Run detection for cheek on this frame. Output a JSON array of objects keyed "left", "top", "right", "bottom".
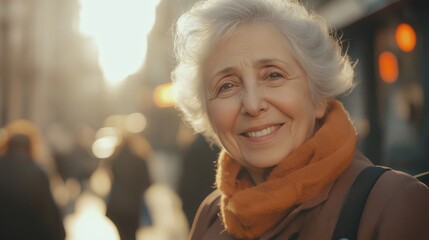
[
  {"left": 268, "top": 88, "right": 304, "bottom": 113},
  {"left": 208, "top": 99, "right": 239, "bottom": 134},
  {"left": 268, "top": 84, "right": 315, "bottom": 114}
]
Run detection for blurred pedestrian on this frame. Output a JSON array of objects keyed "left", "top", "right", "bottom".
[
  {"left": 177, "top": 134, "right": 219, "bottom": 224},
  {"left": 49, "top": 124, "right": 99, "bottom": 189},
  {"left": 106, "top": 133, "right": 152, "bottom": 240},
  {"left": 0, "top": 119, "right": 66, "bottom": 240}
]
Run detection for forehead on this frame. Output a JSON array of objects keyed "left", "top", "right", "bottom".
[{"left": 202, "top": 22, "right": 299, "bottom": 76}]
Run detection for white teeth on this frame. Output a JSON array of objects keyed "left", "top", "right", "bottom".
[{"left": 245, "top": 125, "right": 278, "bottom": 138}]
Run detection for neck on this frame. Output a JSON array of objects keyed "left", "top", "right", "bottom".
[{"left": 245, "top": 166, "right": 270, "bottom": 184}]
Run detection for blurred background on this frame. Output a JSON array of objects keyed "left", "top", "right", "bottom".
[{"left": 0, "top": 0, "right": 428, "bottom": 239}]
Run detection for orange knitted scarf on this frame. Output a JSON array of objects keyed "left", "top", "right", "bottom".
[{"left": 216, "top": 100, "right": 357, "bottom": 239}]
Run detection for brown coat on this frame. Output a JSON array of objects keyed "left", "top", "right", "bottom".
[{"left": 189, "top": 152, "right": 429, "bottom": 240}]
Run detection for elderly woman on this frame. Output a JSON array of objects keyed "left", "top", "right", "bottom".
[{"left": 171, "top": 0, "right": 429, "bottom": 239}]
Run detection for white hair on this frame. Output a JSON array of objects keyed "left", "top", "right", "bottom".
[{"left": 171, "top": 0, "right": 356, "bottom": 144}]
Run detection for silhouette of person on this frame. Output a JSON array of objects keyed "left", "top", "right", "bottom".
[
  {"left": 177, "top": 134, "right": 220, "bottom": 224},
  {"left": 0, "top": 119, "right": 66, "bottom": 240},
  {"left": 106, "top": 134, "right": 152, "bottom": 240},
  {"left": 48, "top": 124, "right": 99, "bottom": 189}
]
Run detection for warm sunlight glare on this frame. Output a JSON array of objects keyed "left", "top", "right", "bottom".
[
  {"left": 79, "top": 0, "right": 160, "bottom": 85},
  {"left": 65, "top": 193, "right": 120, "bottom": 240}
]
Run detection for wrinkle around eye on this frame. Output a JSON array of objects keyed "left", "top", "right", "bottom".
[
  {"left": 208, "top": 79, "right": 241, "bottom": 100},
  {"left": 216, "top": 83, "right": 241, "bottom": 98},
  {"left": 261, "top": 65, "right": 288, "bottom": 79},
  {"left": 267, "top": 72, "right": 287, "bottom": 81},
  {"left": 262, "top": 70, "right": 289, "bottom": 87}
]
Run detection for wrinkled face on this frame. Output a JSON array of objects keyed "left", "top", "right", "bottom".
[{"left": 203, "top": 22, "right": 326, "bottom": 175}]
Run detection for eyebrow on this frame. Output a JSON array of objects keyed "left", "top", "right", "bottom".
[
  {"left": 208, "top": 66, "right": 233, "bottom": 81},
  {"left": 255, "top": 58, "right": 291, "bottom": 68}
]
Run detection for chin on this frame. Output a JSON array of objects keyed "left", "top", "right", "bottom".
[{"left": 245, "top": 156, "right": 285, "bottom": 169}]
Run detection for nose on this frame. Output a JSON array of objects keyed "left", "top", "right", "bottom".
[{"left": 240, "top": 84, "right": 268, "bottom": 116}]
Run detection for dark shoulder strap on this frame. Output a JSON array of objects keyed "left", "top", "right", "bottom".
[
  {"left": 415, "top": 171, "right": 429, "bottom": 187},
  {"left": 332, "top": 166, "right": 390, "bottom": 240}
]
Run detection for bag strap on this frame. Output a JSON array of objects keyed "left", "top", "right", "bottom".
[
  {"left": 332, "top": 166, "right": 389, "bottom": 240},
  {"left": 415, "top": 171, "right": 429, "bottom": 187}
]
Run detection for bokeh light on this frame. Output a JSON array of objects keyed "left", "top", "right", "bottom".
[
  {"left": 395, "top": 23, "right": 416, "bottom": 52},
  {"left": 153, "top": 83, "right": 174, "bottom": 108},
  {"left": 378, "top": 51, "right": 398, "bottom": 83},
  {"left": 64, "top": 193, "right": 120, "bottom": 240},
  {"left": 125, "top": 112, "right": 147, "bottom": 133},
  {"left": 95, "top": 127, "right": 121, "bottom": 140},
  {"left": 89, "top": 167, "right": 111, "bottom": 197},
  {"left": 91, "top": 136, "right": 118, "bottom": 159}
]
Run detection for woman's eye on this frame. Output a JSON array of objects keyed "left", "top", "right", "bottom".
[
  {"left": 262, "top": 68, "right": 290, "bottom": 87},
  {"left": 218, "top": 82, "right": 234, "bottom": 92},
  {"left": 209, "top": 75, "right": 241, "bottom": 99},
  {"left": 267, "top": 71, "right": 285, "bottom": 80}
]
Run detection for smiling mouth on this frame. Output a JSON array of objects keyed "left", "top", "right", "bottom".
[{"left": 242, "top": 124, "right": 283, "bottom": 138}]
